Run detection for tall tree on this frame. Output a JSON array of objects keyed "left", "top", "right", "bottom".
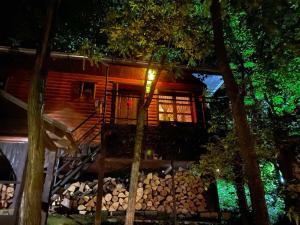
[
  {"left": 104, "top": 1, "right": 210, "bottom": 224},
  {"left": 229, "top": 1, "right": 300, "bottom": 222},
  {"left": 19, "top": 0, "right": 60, "bottom": 224},
  {"left": 209, "top": 0, "right": 270, "bottom": 225}
]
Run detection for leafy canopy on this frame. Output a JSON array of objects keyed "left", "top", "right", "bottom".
[{"left": 103, "top": 0, "right": 212, "bottom": 65}]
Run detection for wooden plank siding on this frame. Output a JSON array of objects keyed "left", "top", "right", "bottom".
[{"left": 4, "top": 64, "right": 204, "bottom": 132}]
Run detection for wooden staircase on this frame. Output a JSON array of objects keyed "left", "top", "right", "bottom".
[{"left": 0, "top": 90, "right": 103, "bottom": 224}]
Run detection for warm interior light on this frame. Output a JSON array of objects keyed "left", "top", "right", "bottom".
[
  {"left": 146, "top": 69, "right": 157, "bottom": 93},
  {"left": 147, "top": 69, "right": 156, "bottom": 81}
]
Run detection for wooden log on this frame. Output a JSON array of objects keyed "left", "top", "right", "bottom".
[
  {"left": 77, "top": 204, "right": 86, "bottom": 211},
  {"left": 122, "top": 203, "right": 128, "bottom": 210},
  {"left": 147, "top": 173, "right": 153, "bottom": 180},
  {"left": 104, "top": 193, "right": 112, "bottom": 202},
  {"left": 79, "top": 182, "right": 85, "bottom": 193},
  {"left": 166, "top": 195, "right": 173, "bottom": 202},
  {"left": 61, "top": 197, "right": 71, "bottom": 208},
  {"left": 143, "top": 178, "right": 150, "bottom": 185},
  {"left": 109, "top": 202, "right": 119, "bottom": 211},
  {"left": 135, "top": 202, "right": 142, "bottom": 210},
  {"left": 86, "top": 199, "right": 95, "bottom": 208},
  {"left": 119, "top": 198, "right": 124, "bottom": 205},
  {"left": 146, "top": 201, "right": 152, "bottom": 207},
  {"left": 165, "top": 174, "right": 172, "bottom": 179},
  {"left": 112, "top": 189, "right": 119, "bottom": 196},
  {"left": 79, "top": 210, "right": 87, "bottom": 215},
  {"left": 112, "top": 196, "right": 118, "bottom": 203},
  {"left": 118, "top": 192, "right": 126, "bottom": 198}
]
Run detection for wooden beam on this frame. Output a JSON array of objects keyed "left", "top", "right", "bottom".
[
  {"left": 43, "top": 131, "right": 58, "bottom": 152},
  {"left": 0, "top": 136, "right": 28, "bottom": 143},
  {"left": 0, "top": 90, "right": 76, "bottom": 151},
  {"left": 88, "top": 158, "right": 193, "bottom": 173},
  {"left": 0, "top": 90, "right": 71, "bottom": 133},
  {"left": 0, "top": 90, "right": 27, "bottom": 110}
]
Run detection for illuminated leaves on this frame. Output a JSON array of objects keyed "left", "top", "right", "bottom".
[{"left": 103, "top": 0, "right": 212, "bottom": 64}]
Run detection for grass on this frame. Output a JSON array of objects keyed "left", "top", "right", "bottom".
[{"left": 47, "top": 214, "right": 94, "bottom": 225}]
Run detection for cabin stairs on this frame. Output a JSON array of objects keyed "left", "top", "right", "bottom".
[{"left": 50, "top": 111, "right": 103, "bottom": 196}]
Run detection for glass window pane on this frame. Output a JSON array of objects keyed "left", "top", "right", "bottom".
[
  {"left": 159, "top": 103, "right": 173, "bottom": 113},
  {"left": 159, "top": 113, "right": 174, "bottom": 121},
  {"left": 176, "top": 105, "right": 191, "bottom": 114},
  {"left": 177, "top": 114, "right": 192, "bottom": 122},
  {"left": 159, "top": 95, "right": 192, "bottom": 123},
  {"left": 159, "top": 95, "right": 173, "bottom": 103},
  {"left": 176, "top": 96, "right": 189, "bottom": 102}
]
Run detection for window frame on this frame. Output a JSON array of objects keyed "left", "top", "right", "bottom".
[
  {"left": 115, "top": 86, "right": 142, "bottom": 125},
  {"left": 157, "top": 93, "right": 194, "bottom": 123},
  {"left": 80, "top": 81, "right": 96, "bottom": 99}
]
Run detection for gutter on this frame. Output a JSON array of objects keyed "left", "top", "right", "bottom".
[{"left": 0, "top": 46, "right": 221, "bottom": 74}]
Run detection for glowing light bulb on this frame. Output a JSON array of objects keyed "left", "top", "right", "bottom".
[{"left": 147, "top": 69, "right": 156, "bottom": 81}]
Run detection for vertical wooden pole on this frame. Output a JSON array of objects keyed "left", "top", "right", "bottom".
[
  {"left": 171, "top": 160, "right": 177, "bottom": 225},
  {"left": 94, "top": 66, "right": 109, "bottom": 225},
  {"left": 41, "top": 150, "right": 57, "bottom": 225},
  {"left": 94, "top": 140, "right": 106, "bottom": 225}
]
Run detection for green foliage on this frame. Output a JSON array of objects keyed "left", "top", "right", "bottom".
[
  {"left": 103, "top": 0, "right": 212, "bottom": 65},
  {"left": 260, "top": 161, "right": 285, "bottom": 224},
  {"left": 216, "top": 161, "right": 285, "bottom": 224},
  {"left": 191, "top": 129, "right": 276, "bottom": 183},
  {"left": 223, "top": 2, "right": 300, "bottom": 139},
  {"left": 250, "top": 56, "right": 300, "bottom": 117},
  {"left": 216, "top": 179, "right": 239, "bottom": 211},
  {"left": 77, "top": 38, "right": 103, "bottom": 68},
  {"left": 191, "top": 131, "right": 239, "bottom": 182}
]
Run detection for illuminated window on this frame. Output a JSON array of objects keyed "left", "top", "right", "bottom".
[{"left": 158, "top": 95, "right": 192, "bottom": 122}]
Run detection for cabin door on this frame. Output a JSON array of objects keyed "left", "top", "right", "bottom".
[{"left": 115, "top": 85, "right": 142, "bottom": 125}]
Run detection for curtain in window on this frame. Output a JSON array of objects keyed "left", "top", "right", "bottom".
[
  {"left": 159, "top": 96, "right": 174, "bottom": 121},
  {"left": 176, "top": 96, "right": 192, "bottom": 122}
]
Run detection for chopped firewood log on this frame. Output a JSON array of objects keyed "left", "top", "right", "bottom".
[
  {"left": 77, "top": 205, "right": 86, "bottom": 211},
  {"left": 50, "top": 170, "right": 208, "bottom": 215},
  {"left": 104, "top": 193, "right": 112, "bottom": 202}
]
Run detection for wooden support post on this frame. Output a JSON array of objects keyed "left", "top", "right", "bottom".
[
  {"left": 41, "top": 150, "right": 57, "bottom": 225},
  {"left": 95, "top": 66, "right": 109, "bottom": 225},
  {"left": 171, "top": 160, "right": 177, "bottom": 225},
  {"left": 94, "top": 146, "right": 106, "bottom": 225}
]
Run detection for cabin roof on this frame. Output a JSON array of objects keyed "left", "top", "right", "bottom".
[
  {"left": 0, "top": 46, "right": 219, "bottom": 87},
  {"left": 0, "top": 46, "right": 220, "bottom": 73}
]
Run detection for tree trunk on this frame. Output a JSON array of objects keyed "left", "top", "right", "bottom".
[
  {"left": 234, "top": 161, "right": 250, "bottom": 225},
  {"left": 125, "top": 55, "right": 166, "bottom": 225},
  {"left": 19, "top": 1, "right": 59, "bottom": 224},
  {"left": 235, "top": 178, "right": 250, "bottom": 225},
  {"left": 125, "top": 107, "right": 146, "bottom": 225},
  {"left": 210, "top": 1, "right": 270, "bottom": 225}
]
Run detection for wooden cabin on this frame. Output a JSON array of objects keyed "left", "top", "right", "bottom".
[
  {"left": 0, "top": 47, "right": 221, "bottom": 223},
  {"left": 0, "top": 47, "right": 212, "bottom": 159}
]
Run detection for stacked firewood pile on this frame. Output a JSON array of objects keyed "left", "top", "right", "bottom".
[
  {"left": 0, "top": 184, "right": 14, "bottom": 209},
  {"left": 51, "top": 170, "right": 207, "bottom": 216}
]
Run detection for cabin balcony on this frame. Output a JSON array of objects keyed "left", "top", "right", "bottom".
[
  {"left": 104, "top": 123, "right": 208, "bottom": 161},
  {"left": 98, "top": 92, "right": 229, "bottom": 161}
]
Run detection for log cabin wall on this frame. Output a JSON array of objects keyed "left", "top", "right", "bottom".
[{"left": 4, "top": 61, "right": 205, "bottom": 131}]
